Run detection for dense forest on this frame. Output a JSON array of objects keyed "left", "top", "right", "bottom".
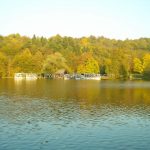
[{"left": 0, "top": 34, "right": 150, "bottom": 79}]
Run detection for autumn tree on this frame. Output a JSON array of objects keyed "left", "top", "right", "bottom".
[
  {"left": 12, "top": 49, "right": 33, "bottom": 73},
  {"left": 77, "top": 53, "right": 99, "bottom": 74},
  {"left": 143, "top": 54, "right": 150, "bottom": 79},
  {"left": 0, "top": 52, "right": 8, "bottom": 77},
  {"left": 0, "top": 34, "right": 150, "bottom": 78},
  {"left": 133, "top": 58, "right": 143, "bottom": 73},
  {"left": 32, "top": 51, "right": 44, "bottom": 73},
  {"left": 42, "top": 52, "right": 70, "bottom": 74}
]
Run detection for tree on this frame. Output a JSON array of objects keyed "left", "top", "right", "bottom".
[
  {"left": 77, "top": 53, "right": 99, "bottom": 74},
  {"left": 0, "top": 52, "right": 8, "bottom": 77},
  {"left": 1, "top": 34, "right": 150, "bottom": 78},
  {"left": 12, "top": 49, "right": 33, "bottom": 73},
  {"left": 143, "top": 65, "right": 150, "bottom": 80},
  {"left": 104, "top": 49, "right": 128, "bottom": 78},
  {"left": 32, "top": 51, "right": 44, "bottom": 73},
  {"left": 42, "top": 52, "right": 70, "bottom": 74},
  {"left": 133, "top": 58, "right": 143, "bottom": 73},
  {"left": 143, "top": 54, "right": 150, "bottom": 79},
  {"left": 143, "top": 54, "right": 150, "bottom": 69}
]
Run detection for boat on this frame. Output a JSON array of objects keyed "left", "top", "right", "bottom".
[
  {"left": 64, "top": 74, "right": 70, "bottom": 80},
  {"left": 74, "top": 74, "right": 85, "bottom": 80},
  {"left": 26, "top": 73, "right": 38, "bottom": 80},
  {"left": 84, "top": 74, "right": 101, "bottom": 80},
  {"left": 14, "top": 73, "right": 26, "bottom": 80},
  {"left": 14, "top": 73, "right": 38, "bottom": 80},
  {"left": 74, "top": 74, "right": 101, "bottom": 80}
]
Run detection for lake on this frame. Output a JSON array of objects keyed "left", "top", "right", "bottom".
[{"left": 0, "top": 79, "right": 150, "bottom": 150}]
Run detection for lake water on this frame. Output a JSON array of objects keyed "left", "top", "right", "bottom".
[{"left": 0, "top": 79, "right": 150, "bottom": 150}]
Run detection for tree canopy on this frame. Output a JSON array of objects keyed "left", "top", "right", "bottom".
[
  {"left": 43, "top": 52, "right": 70, "bottom": 74},
  {"left": 0, "top": 34, "right": 150, "bottom": 79}
]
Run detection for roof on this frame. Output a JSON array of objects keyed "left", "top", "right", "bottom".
[{"left": 55, "top": 69, "right": 65, "bottom": 74}]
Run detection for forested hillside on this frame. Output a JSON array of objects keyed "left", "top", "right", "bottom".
[{"left": 0, "top": 34, "right": 150, "bottom": 79}]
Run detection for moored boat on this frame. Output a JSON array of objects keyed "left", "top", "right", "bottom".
[
  {"left": 74, "top": 74, "right": 101, "bottom": 80},
  {"left": 64, "top": 74, "right": 70, "bottom": 80},
  {"left": 84, "top": 74, "right": 101, "bottom": 80},
  {"left": 14, "top": 73, "right": 38, "bottom": 80},
  {"left": 26, "top": 73, "right": 38, "bottom": 80},
  {"left": 14, "top": 73, "right": 26, "bottom": 80}
]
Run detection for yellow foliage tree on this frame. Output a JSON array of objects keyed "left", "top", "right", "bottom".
[
  {"left": 143, "top": 54, "right": 150, "bottom": 69},
  {"left": 143, "top": 54, "right": 150, "bottom": 79},
  {"left": 133, "top": 58, "right": 143, "bottom": 73},
  {"left": 0, "top": 52, "right": 8, "bottom": 77},
  {"left": 12, "top": 48, "right": 33, "bottom": 73},
  {"left": 77, "top": 53, "right": 99, "bottom": 74},
  {"left": 43, "top": 52, "right": 70, "bottom": 74}
]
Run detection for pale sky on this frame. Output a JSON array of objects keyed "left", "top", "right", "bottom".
[{"left": 0, "top": 0, "right": 150, "bottom": 39}]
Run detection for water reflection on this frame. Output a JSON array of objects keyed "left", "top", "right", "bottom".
[
  {"left": 0, "top": 79, "right": 150, "bottom": 125},
  {"left": 0, "top": 79, "right": 150, "bottom": 150},
  {"left": 1, "top": 79, "right": 150, "bottom": 105}
]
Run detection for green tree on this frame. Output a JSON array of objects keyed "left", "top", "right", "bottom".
[
  {"left": 43, "top": 52, "right": 70, "bottom": 74},
  {"left": 143, "top": 54, "right": 150, "bottom": 79},
  {"left": 0, "top": 52, "right": 8, "bottom": 77},
  {"left": 133, "top": 58, "right": 143, "bottom": 73},
  {"left": 143, "top": 54, "right": 150, "bottom": 69},
  {"left": 1, "top": 34, "right": 150, "bottom": 78},
  {"left": 32, "top": 51, "right": 44, "bottom": 73},
  {"left": 77, "top": 53, "right": 99, "bottom": 73},
  {"left": 12, "top": 49, "right": 33, "bottom": 73}
]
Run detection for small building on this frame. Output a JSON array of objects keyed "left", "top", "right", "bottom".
[{"left": 53, "top": 69, "right": 66, "bottom": 79}]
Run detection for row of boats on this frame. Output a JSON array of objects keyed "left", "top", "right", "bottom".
[
  {"left": 64, "top": 74, "right": 101, "bottom": 80},
  {"left": 14, "top": 73, "right": 38, "bottom": 80},
  {"left": 14, "top": 73, "right": 101, "bottom": 80}
]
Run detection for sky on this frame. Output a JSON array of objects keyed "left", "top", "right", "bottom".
[{"left": 0, "top": 0, "right": 150, "bottom": 39}]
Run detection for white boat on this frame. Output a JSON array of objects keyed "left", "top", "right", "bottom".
[
  {"left": 14, "top": 73, "right": 26, "bottom": 80},
  {"left": 75, "top": 74, "right": 101, "bottom": 80},
  {"left": 64, "top": 74, "right": 70, "bottom": 80},
  {"left": 26, "top": 73, "right": 38, "bottom": 80},
  {"left": 75, "top": 74, "right": 85, "bottom": 80},
  {"left": 14, "top": 73, "right": 38, "bottom": 80},
  {"left": 88, "top": 76, "right": 101, "bottom": 80},
  {"left": 84, "top": 74, "right": 101, "bottom": 80}
]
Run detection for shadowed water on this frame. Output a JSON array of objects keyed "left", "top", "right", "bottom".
[{"left": 0, "top": 79, "right": 150, "bottom": 150}]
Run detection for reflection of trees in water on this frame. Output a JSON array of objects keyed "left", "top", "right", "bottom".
[
  {"left": 1, "top": 79, "right": 150, "bottom": 125},
  {"left": 1, "top": 79, "right": 150, "bottom": 105}
]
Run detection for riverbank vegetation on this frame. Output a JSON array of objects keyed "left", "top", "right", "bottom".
[{"left": 0, "top": 34, "right": 150, "bottom": 79}]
